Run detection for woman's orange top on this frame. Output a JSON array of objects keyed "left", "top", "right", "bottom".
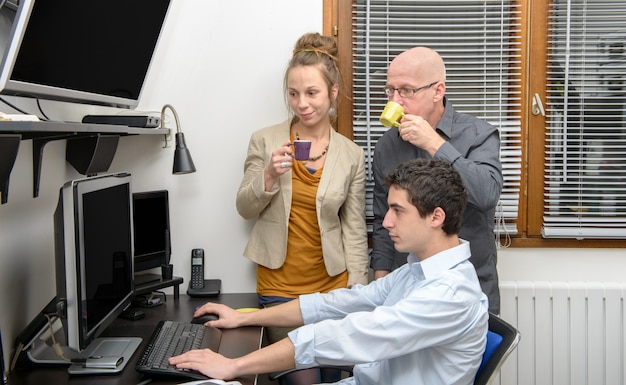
[{"left": 256, "top": 155, "right": 348, "bottom": 298}]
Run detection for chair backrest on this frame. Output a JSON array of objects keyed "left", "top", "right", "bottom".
[{"left": 474, "top": 312, "right": 521, "bottom": 385}]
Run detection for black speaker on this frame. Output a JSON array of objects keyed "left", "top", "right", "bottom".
[
  {"left": 0, "top": 134, "right": 21, "bottom": 204},
  {"left": 66, "top": 134, "right": 119, "bottom": 175}
]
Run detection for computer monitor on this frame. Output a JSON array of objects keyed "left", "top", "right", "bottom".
[
  {"left": 49, "top": 172, "right": 141, "bottom": 373},
  {"left": 0, "top": 0, "right": 171, "bottom": 108},
  {"left": 132, "top": 190, "right": 171, "bottom": 285}
]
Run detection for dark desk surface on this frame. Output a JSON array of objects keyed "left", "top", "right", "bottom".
[{"left": 8, "top": 293, "right": 263, "bottom": 385}]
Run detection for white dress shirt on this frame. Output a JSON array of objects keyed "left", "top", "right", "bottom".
[{"left": 288, "top": 240, "right": 488, "bottom": 385}]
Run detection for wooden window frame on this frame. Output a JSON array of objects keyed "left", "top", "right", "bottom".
[{"left": 323, "top": 0, "right": 626, "bottom": 248}]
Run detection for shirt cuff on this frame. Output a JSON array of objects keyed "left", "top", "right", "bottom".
[
  {"left": 299, "top": 292, "right": 322, "bottom": 324},
  {"left": 434, "top": 141, "right": 461, "bottom": 163},
  {"left": 288, "top": 324, "right": 317, "bottom": 367}
]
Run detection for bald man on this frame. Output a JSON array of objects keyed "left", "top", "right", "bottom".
[{"left": 370, "top": 47, "right": 503, "bottom": 314}]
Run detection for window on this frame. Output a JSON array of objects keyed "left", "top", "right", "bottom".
[
  {"left": 335, "top": 0, "right": 522, "bottom": 239},
  {"left": 542, "top": 0, "right": 626, "bottom": 239},
  {"left": 327, "top": 0, "right": 626, "bottom": 245}
]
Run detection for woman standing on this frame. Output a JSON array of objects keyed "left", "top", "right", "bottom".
[{"left": 236, "top": 32, "right": 368, "bottom": 385}]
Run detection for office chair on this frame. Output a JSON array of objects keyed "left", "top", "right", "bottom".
[
  {"left": 270, "top": 312, "right": 520, "bottom": 385},
  {"left": 269, "top": 365, "right": 353, "bottom": 385},
  {"left": 474, "top": 312, "right": 521, "bottom": 385}
]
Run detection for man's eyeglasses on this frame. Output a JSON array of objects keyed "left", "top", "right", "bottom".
[{"left": 383, "top": 81, "right": 438, "bottom": 98}]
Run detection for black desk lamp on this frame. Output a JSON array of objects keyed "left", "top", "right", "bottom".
[{"left": 161, "top": 104, "right": 196, "bottom": 174}]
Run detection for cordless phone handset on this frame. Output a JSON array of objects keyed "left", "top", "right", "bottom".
[{"left": 190, "top": 249, "right": 205, "bottom": 289}]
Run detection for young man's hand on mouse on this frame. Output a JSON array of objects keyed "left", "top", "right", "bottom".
[
  {"left": 192, "top": 303, "right": 245, "bottom": 328},
  {"left": 192, "top": 300, "right": 303, "bottom": 330}
]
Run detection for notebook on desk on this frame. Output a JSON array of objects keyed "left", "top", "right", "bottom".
[{"left": 135, "top": 320, "right": 221, "bottom": 380}]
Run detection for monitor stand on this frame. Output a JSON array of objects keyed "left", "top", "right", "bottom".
[
  {"left": 27, "top": 332, "right": 141, "bottom": 375},
  {"left": 22, "top": 313, "right": 141, "bottom": 375},
  {"left": 67, "top": 337, "right": 142, "bottom": 375},
  {"left": 134, "top": 272, "right": 162, "bottom": 286}
]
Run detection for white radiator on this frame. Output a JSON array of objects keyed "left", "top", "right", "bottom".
[{"left": 498, "top": 281, "right": 626, "bottom": 385}]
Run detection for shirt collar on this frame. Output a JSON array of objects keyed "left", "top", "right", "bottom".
[
  {"left": 407, "top": 239, "right": 470, "bottom": 280},
  {"left": 435, "top": 96, "right": 454, "bottom": 139}
]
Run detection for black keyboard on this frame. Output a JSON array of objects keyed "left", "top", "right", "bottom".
[{"left": 135, "top": 320, "right": 221, "bottom": 379}]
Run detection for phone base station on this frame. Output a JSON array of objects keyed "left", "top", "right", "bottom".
[{"left": 187, "top": 279, "right": 221, "bottom": 297}]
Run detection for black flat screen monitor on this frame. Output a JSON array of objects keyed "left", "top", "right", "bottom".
[
  {"left": 0, "top": 0, "right": 171, "bottom": 108},
  {"left": 132, "top": 190, "right": 171, "bottom": 284},
  {"left": 53, "top": 173, "right": 135, "bottom": 353}
]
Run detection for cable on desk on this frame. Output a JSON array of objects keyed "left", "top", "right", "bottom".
[
  {"left": 10, "top": 308, "right": 67, "bottom": 372},
  {"left": 43, "top": 313, "right": 71, "bottom": 362},
  {"left": 154, "top": 290, "right": 167, "bottom": 302}
]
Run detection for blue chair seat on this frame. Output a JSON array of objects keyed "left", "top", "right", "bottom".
[{"left": 474, "top": 313, "right": 521, "bottom": 385}]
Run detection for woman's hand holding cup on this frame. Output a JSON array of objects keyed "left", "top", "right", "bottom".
[
  {"left": 263, "top": 141, "right": 293, "bottom": 192},
  {"left": 270, "top": 141, "right": 294, "bottom": 174}
]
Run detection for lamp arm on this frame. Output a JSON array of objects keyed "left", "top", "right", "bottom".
[{"left": 160, "top": 104, "right": 182, "bottom": 134}]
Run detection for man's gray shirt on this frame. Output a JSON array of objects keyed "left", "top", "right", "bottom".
[{"left": 370, "top": 97, "right": 503, "bottom": 313}]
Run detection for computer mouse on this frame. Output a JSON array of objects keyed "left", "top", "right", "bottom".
[{"left": 191, "top": 313, "right": 219, "bottom": 324}]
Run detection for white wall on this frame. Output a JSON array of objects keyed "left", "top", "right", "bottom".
[
  {"left": 1, "top": 0, "right": 625, "bottom": 374},
  {"left": 498, "top": 247, "right": 626, "bottom": 283}
]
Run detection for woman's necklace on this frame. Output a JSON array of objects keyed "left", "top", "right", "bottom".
[{"left": 295, "top": 132, "right": 329, "bottom": 162}]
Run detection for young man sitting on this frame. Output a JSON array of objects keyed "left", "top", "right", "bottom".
[{"left": 170, "top": 158, "right": 488, "bottom": 385}]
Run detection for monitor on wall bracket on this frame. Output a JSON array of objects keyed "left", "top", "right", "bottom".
[{"left": 0, "top": 0, "right": 171, "bottom": 109}]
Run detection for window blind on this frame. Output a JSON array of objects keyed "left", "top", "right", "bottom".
[
  {"left": 351, "top": 0, "right": 522, "bottom": 239},
  {"left": 543, "top": 0, "right": 626, "bottom": 239}
]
